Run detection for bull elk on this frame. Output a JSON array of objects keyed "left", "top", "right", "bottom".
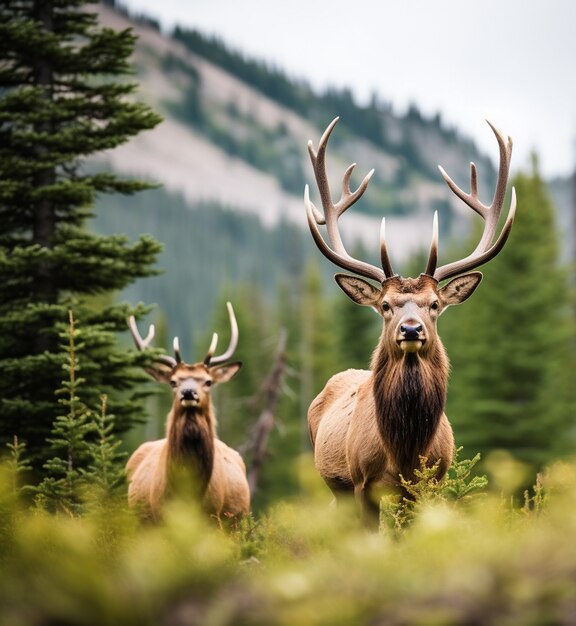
[
  {"left": 305, "top": 118, "right": 516, "bottom": 521},
  {"left": 125, "top": 302, "right": 250, "bottom": 523}
]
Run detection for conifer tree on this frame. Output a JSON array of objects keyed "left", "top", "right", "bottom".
[
  {"left": 0, "top": 0, "right": 163, "bottom": 469},
  {"left": 35, "top": 311, "right": 94, "bottom": 514},
  {"left": 442, "top": 157, "right": 575, "bottom": 467},
  {"left": 299, "top": 261, "right": 340, "bottom": 411}
]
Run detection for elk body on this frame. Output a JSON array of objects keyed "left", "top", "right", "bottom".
[
  {"left": 126, "top": 303, "right": 250, "bottom": 522},
  {"left": 305, "top": 118, "right": 516, "bottom": 520}
]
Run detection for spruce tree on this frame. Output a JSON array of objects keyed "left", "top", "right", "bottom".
[
  {"left": 442, "top": 157, "right": 575, "bottom": 468},
  {"left": 0, "top": 0, "right": 163, "bottom": 469}
]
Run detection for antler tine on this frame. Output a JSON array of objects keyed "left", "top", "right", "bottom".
[
  {"left": 173, "top": 337, "right": 182, "bottom": 364},
  {"left": 305, "top": 186, "right": 386, "bottom": 283},
  {"left": 127, "top": 315, "right": 177, "bottom": 369},
  {"left": 379, "top": 218, "right": 395, "bottom": 279},
  {"left": 435, "top": 188, "right": 516, "bottom": 281},
  {"left": 433, "top": 121, "right": 516, "bottom": 282},
  {"left": 306, "top": 118, "right": 393, "bottom": 282},
  {"left": 128, "top": 315, "right": 154, "bottom": 350},
  {"left": 206, "top": 301, "right": 239, "bottom": 366},
  {"left": 203, "top": 333, "right": 219, "bottom": 366},
  {"left": 424, "top": 211, "right": 439, "bottom": 277}
]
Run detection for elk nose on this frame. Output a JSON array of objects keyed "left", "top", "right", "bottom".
[
  {"left": 181, "top": 389, "right": 199, "bottom": 402},
  {"left": 400, "top": 323, "right": 423, "bottom": 340}
]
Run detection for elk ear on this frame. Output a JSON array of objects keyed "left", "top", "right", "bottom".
[
  {"left": 210, "top": 361, "right": 242, "bottom": 385},
  {"left": 335, "top": 273, "right": 381, "bottom": 307},
  {"left": 439, "top": 272, "right": 483, "bottom": 308}
]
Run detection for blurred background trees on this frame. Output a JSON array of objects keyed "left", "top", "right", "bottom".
[
  {"left": 1, "top": 1, "right": 574, "bottom": 508},
  {"left": 442, "top": 157, "right": 576, "bottom": 468}
]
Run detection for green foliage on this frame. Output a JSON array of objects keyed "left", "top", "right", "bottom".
[
  {"left": 35, "top": 311, "right": 95, "bottom": 514},
  {"left": 85, "top": 394, "right": 128, "bottom": 494},
  {"left": 0, "top": 0, "right": 163, "bottom": 468},
  {"left": 380, "top": 447, "right": 488, "bottom": 532},
  {"left": 4, "top": 436, "right": 32, "bottom": 500},
  {"left": 299, "top": 262, "right": 340, "bottom": 405},
  {"left": 33, "top": 311, "right": 127, "bottom": 514},
  {"left": 3, "top": 451, "right": 576, "bottom": 624},
  {"left": 442, "top": 162, "right": 575, "bottom": 470}
]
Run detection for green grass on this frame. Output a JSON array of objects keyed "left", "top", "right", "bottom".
[{"left": 1, "top": 452, "right": 576, "bottom": 625}]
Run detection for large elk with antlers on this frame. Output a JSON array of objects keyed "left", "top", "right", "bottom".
[
  {"left": 305, "top": 118, "right": 516, "bottom": 521},
  {"left": 126, "top": 303, "right": 250, "bottom": 522}
]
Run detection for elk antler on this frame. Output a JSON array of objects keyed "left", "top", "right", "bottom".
[
  {"left": 128, "top": 316, "right": 178, "bottom": 369},
  {"left": 429, "top": 120, "right": 517, "bottom": 282},
  {"left": 305, "top": 117, "right": 394, "bottom": 283},
  {"left": 204, "top": 301, "right": 239, "bottom": 366},
  {"left": 129, "top": 302, "right": 239, "bottom": 368}
]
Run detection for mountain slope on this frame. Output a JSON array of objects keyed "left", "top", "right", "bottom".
[{"left": 94, "top": 3, "right": 499, "bottom": 268}]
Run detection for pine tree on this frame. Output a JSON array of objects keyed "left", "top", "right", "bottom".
[
  {"left": 442, "top": 157, "right": 575, "bottom": 468},
  {"left": 0, "top": 0, "right": 163, "bottom": 469}
]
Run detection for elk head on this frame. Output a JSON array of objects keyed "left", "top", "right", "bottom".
[
  {"left": 128, "top": 302, "right": 242, "bottom": 415},
  {"left": 304, "top": 117, "right": 516, "bottom": 355}
]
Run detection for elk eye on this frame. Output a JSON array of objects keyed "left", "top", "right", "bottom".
[
  {"left": 430, "top": 301, "right": 439, "bottom": 311},
  {"left": 204, "top": 380, "right": 212, "bottom": 388},
  {"left": 382, "top": 302, "right": 391, "bottom": 313},
  {"left": 169, "top": 380, "right": 177, "bottom": 388}
]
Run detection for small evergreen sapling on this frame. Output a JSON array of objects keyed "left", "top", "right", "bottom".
[
  {"left": 34, "top": 311, "right": 127, "bottom": 514},
  {"left": 34, "top": 311, "right": 94, "bottom": 514},
  {"left": 5, "top": 436, "right": 32, "bottom": 500},
  {"left": 84, "top": 394, "right": 127, "bottom": 496}
]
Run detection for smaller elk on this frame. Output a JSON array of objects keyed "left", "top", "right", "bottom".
[
  {"left": 305, "top": 118, "right": 516, "bottom": 522},
  {"left": 126, "top": 302, "right": 250, "bottom": 522}
]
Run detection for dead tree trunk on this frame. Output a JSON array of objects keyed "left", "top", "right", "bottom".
[{"left": 244, "top": 329, "right": 288, "bottom": 495}]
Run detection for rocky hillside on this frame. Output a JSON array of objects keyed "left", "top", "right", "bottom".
[
  {"left": 94, "top": 3, "right": 500, "bottom": 267},
  {"left": 92, "top": 2, "right": 575, "bottom": 350}
]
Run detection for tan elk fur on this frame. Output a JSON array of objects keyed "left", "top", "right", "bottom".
[{"left": 126, "top": 362, "right": 250, "bottom": 523}]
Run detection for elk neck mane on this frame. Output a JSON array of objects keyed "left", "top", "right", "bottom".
[
  {"left": 371, "top": 338, "right": 450, "bottom": 480},
  {"left": 166, "top": 404, "right": 216, "bottom": 497}
]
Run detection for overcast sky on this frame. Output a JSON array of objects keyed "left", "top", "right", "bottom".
[{"left": 120, "top": 0, "right": 576, "bottom": 179}]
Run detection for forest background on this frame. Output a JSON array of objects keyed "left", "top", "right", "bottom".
[
  {"left": 2, "top": 2, "right": 576, "bottom": 624},
  {"left": 1, "top": 0, "right": 575, "bottom": 512}
]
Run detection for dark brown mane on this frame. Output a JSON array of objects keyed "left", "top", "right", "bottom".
[
  {"left": 372, "top": 344, "right": 449, "bottom": 481},
  {"left": 167, "top": 408, "right": 215, "bottom": 497}
]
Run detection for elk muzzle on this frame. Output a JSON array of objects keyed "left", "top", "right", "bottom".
[
  {"left": 397, "top": 320, "right": 426, "bottom": 353},
  {"left": 178, "top": 379, "right": 201, "bottom": 408}
]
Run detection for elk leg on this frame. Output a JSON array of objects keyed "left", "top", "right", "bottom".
[{"left": 354, "top": 481, "right": 380, "bottom": 528}]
